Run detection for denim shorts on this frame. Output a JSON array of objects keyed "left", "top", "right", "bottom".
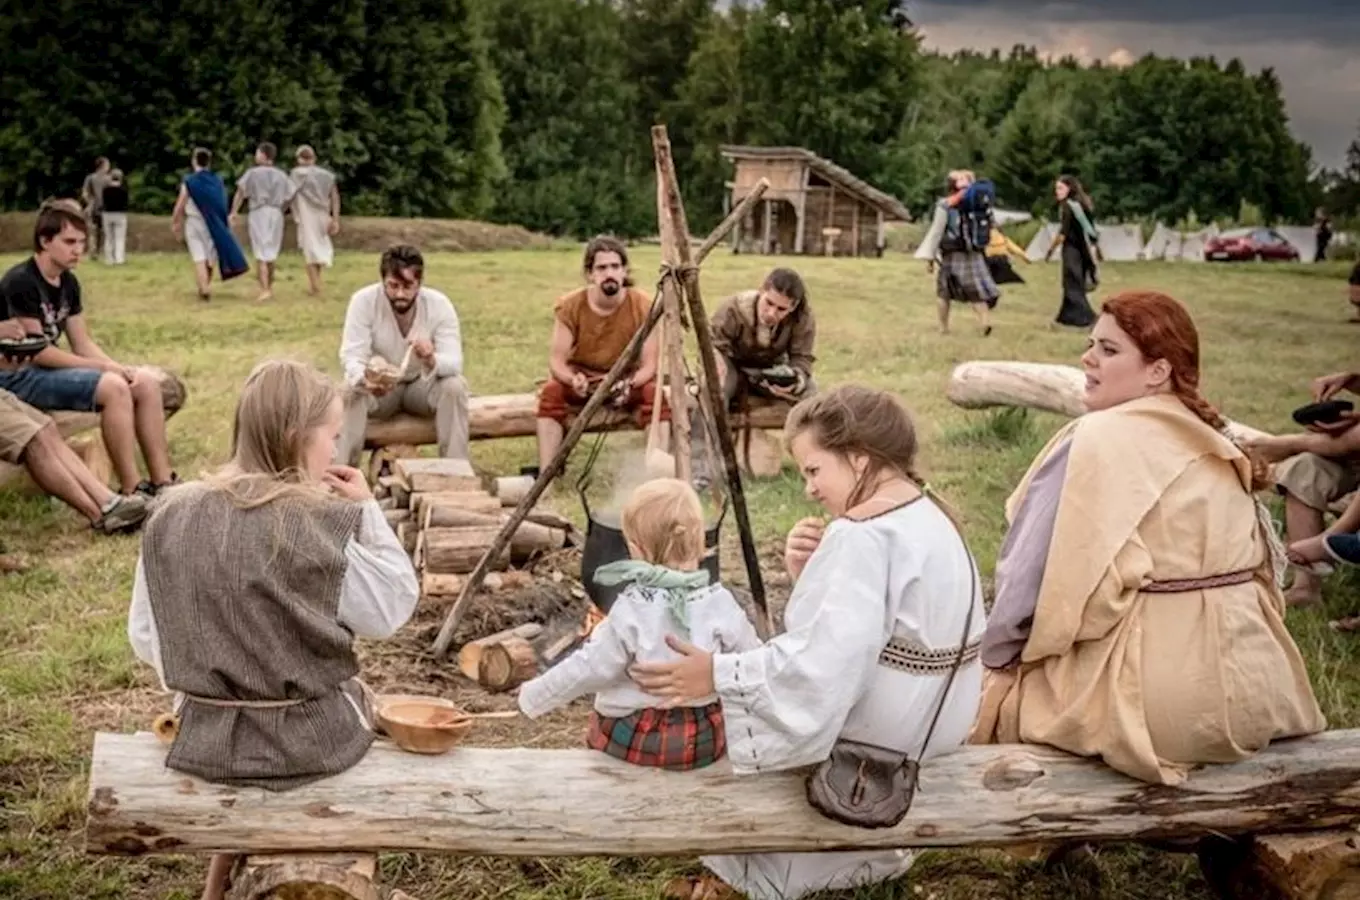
[{"left": 0, "top": 366, "right": 102, "bottom": 413}]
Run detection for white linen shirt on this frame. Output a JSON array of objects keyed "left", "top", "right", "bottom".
[{"left": 339, "top": 283, "right": 464, "bottom": 388}]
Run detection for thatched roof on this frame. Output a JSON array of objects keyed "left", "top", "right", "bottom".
[{"left": 720, "top": 145, "right": 912, "bottom": 221}]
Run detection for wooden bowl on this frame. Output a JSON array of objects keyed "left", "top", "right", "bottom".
[{"left": 375, "top": 695, "right": 473, "bottom": 755}]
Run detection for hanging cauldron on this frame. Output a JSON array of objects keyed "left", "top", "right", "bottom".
[{"left": 575, "top": 441, "right": 727, "bottom": 613}]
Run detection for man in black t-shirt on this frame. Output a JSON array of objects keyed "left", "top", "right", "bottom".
[{"left": 0, "top": 202, "right": 178, "bottom": 497}]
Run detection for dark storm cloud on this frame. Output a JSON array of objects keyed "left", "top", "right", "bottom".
[{"left": 911, "top": 1, "right": 1360, "bottom": 169}]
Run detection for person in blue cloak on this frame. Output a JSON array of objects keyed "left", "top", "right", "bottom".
[{"left": 170, "top": 147, "right": 248, "bottom": 301}]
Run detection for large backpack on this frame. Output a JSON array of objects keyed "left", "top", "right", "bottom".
[{"left": 943, "top": 179, "right": 996, "bottom": 254}]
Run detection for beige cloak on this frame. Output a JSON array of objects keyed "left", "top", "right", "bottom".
[{"left": 970, "top": 393, "right": 1325, "bottom": 785}]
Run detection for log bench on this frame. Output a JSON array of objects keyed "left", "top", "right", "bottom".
[
  {"left": 0, "top": 367, "right": 187, "bottom": 489},
  {"left": 362, "top": 392, "right": 792, "bottom": 449},
  {"left": 86, "top": 729, "right": 1360, "bottom": 899}
]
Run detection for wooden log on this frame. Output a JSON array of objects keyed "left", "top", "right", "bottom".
[
  {"left": 383, "top": 509, "right": 411, "bottom": 530},
  {"left": 363, "top": 396, "right": 790, "bottom": 449},
  {"left": 411, "top": 491, "right": 502, "bottom": 521},
  {"left": 946, "top": 361, "right": 1272, "bottom": 444},
  {"left": 422, "top": 573, "right": 465, "bottom": 599},
  {"left": 395, "top": 522, "right": 417, "bottom": 555},
  {"left": 477, "top": 636, "right": 539, "bottom": 692},
  {"left": 395, "top": 458, "right": 480, "bottom": 494},
  {"left": 425, "top": 507, "right": 502, "bottom": 529},
  {"left": 458, "top": 623, "right": 545, "bottom": 680},
  {"left": 378, "top": 476, "right": 409, "bottom": 510},
  {"left": 87, "top": 729, "right": 1360, "bottom": 857},
  {"left": 421, "top": 526, "right": 508, "bottom": 575},
  {"left": 494, "top": 475, "right": 534, "bottom": 507},
  {"left": 376, "top": 496, "right": 396, "bottom": 512},
  {"left": 509, "top": 519, "right": 566, "bottom": 562},
  {"left": 228, "top": 853, "right": 382, "bottom": 900},
  {"left": 1198, "top": 828, "right": 1360, "bottom": 900}
]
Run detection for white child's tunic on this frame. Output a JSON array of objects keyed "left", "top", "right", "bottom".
[
  {"left": 702, "top": 498, "right": 985, "bottom": 900},
  {"left": 518, "top": 582, "right": 762, "bottom": 718}
]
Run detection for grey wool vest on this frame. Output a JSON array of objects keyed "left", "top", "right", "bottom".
[{"left": 140, "top": 482, "right": 372, "bottom": 791}]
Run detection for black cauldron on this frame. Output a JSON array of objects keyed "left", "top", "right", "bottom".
[{"left": 577, "top": 489, "right": 726, "bottom": 613}]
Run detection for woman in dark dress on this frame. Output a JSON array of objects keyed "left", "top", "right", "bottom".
[{"left": 1044, "top": 175, "right": 1099, "bottom": 329}]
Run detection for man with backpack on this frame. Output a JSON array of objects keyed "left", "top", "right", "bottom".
[{"left": 914, "top": 169, "right": 1000, "bottom": 336}]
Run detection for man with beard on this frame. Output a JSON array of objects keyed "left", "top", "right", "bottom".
[
  {"left": 336, "top": 244, "right": 470, "bottom": 466},
  {"left": 534, "top": 235, "right": 663, "bottom": 473}
]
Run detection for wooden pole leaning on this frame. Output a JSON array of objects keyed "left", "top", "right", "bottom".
[
  {"left": 431, "top": 175, "right": 772, "bottom": 657},
  {"left": 652, "top": 125, "right": 771, "bottom": 636}
]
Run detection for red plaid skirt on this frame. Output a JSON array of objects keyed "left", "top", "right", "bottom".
[{"left": 586, "top": 702, "right": 726, "bottom": 771}]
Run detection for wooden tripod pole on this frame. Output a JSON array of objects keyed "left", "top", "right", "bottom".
[
  {"left": 431, "top": 175, "right": 772, "bottom": 657},
  {"left": 652, "top": 125, "right": 771, "bottom": 636}
]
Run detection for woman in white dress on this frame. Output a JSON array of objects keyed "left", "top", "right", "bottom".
[
  {"left": 631, "top": 384, "right": 985, "bottom": 900},
  {"left": 289, "top": 144, "right": 340, "bottom": 295}
]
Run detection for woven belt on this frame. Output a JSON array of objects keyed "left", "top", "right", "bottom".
[
  {"left": 879, "top": 635, "right": 981, "bottom": 675},
  {"left": 1141, "top": 569, "right": 1255, "bottom": 594}
]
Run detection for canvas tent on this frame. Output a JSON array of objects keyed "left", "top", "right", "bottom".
[
  {"left": 1178, "top": 224, "right": 1220, "bottom": 262},
  {"left": 1141, "top": 223, "right": 1178, "bottom": 260},
  {"left": 1025, "top": 222, "right": 1059, "bottom": 261},
  {"left": 1274, "top": 225, "right": 1316, "bottom": 262},
  {"left": 1097, "top": 224, "right": 1144, "bottom": 261}
]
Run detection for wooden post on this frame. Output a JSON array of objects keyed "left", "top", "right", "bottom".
[
  {"left": 876, "top": 208, "right": 886, "bottom": 256},
  {"left": 653, "top": 125, "right": 771, "bottom": 637},
  {"left": 653, "top": 131, "right": 691, "bottom": 482},
  {"left": 827, "top": 186, "right": 837, "bottom": 255},
  {"left": 794, "top": 165, "right": 809, "bottom": 254},
  {"left": 430, "top": 175, "right": 772, "bottom": 657},
  {"left": 762, "top": 199, "right": 774, "bottom": 254},
  {"left": 851, "top": 206, "right": 861, "bottom": 257}
]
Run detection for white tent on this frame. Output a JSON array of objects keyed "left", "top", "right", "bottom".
[
  {"left": 1274, "top": 225, "right": 1315, "bottom": 262},
  {"left": 1097, "top": 223, "right": 1144, "bottom": 261},
  {"left": 1177, "top": 224, "right": 1220, "bottom": 263},
  {"left": 994, "top": 208, "right": 1033, "bottom": 226},
  {"left": 1141, "top": 223, "right": 1177, "bottom": 260},
  {"left": 1025, "top": 222, "right": 1059, "bottom": 261}
]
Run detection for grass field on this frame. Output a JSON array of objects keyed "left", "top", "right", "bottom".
[{"left": 1, "top": 243, "right": 1358, "bottom": 900}]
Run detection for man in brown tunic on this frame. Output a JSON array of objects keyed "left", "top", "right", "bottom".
[
  {"left": 708, "top": 267, "right": 817, "bottom": 407},
  {"left": 534, "top": 236, "right": 663, "bottom": 472}
]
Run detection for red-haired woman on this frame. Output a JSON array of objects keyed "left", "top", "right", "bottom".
[{"left": 970, "top": 290, "right": 1325, "bottom": 785}]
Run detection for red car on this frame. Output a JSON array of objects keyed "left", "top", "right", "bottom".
[{"left": 1204, "top": 227, "right": 1301, "bottom": 262}]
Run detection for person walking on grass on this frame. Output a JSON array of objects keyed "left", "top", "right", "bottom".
[
  {"left": 170, "top": 147, "right": 248, "bottom": 301},
  {"left": 229, "top": 142, "right": 295, "bottom": 302},
  {"left": 289, "top": 144, "right": 340, "bottom": 296},
  {"left": 915, "top": 169, "right": 1000, "bottom": 336},
  {"left": 1043, "top": 175, "right": 1099, "bottom": 330}
]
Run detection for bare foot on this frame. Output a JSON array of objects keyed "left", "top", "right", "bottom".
[
  {"left": 1284, "top": 583, "right": 1322, "bottom": 607},
  {"left": 255, "top": 290, "right": 273, "bottom": 303}
]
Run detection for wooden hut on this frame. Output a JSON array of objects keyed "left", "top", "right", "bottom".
[{"left": 720, "top": 145, "right": 912, "bottom": 257}]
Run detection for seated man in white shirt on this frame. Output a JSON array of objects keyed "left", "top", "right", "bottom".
[{"left": 336, "top": 244, "right": 470, "bottom": 466}]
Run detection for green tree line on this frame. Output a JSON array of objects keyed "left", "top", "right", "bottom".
[{"left": 1, "top": 0, "right": 1353, "bottom": 236}]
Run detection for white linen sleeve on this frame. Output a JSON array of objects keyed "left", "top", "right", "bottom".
[
  {"left": 338, "top": 500, "right": 420, "bottom": 639},
  {"left": 518, "top": 603, "right": 635, "bottom": 719},
  {"left": 429, "top": 292, "right": 464, "bottom": 378},
  {"left": 127, "top": 554, "right": 168, "bottom": 690},
  {"left": 713, "top": 588, "right": 764, "bottom": 653},
  {"left": 339, "top": 289, "right": 375, "bottom": 388},
  {"left": 711, "top": 524, "right": 890, "bottom": 774}
]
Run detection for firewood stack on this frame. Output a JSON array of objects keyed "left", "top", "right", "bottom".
[{"left": 370, "top": 459, "right": 572, "bottom": 608}]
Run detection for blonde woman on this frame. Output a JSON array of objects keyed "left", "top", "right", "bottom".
[
  {"left": 127, "top": 359, "right": 418, "bottom": 900},
  {"left": 288, "top": 145, "right": 341, "bottom": 295}
]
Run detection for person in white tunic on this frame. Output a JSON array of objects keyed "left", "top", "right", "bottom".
[
  {"left": 289, "top": 144, "right": 340, "bottom": 296},
  {"left": 126, "top": 358, "right": 418, "bottom": 900},
  {"left": 336, "top": 244, "right": 471, "bottom": 466},
  {"left": 229, "top": 142, "right": 295, "bottom": 302},
  {"left": 631, "top": 384, "right": 985, "bottom": 900}
]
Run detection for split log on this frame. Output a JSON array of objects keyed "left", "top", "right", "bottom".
[
  {"left": 423, "top": 571, "right": 536, "bottom": 606},
  {"left": 411, "top": 491, "right": 502, "bottom": 521},
  {"left": 421, "top": 526, "right": 509, "bottom": 575},
  {"left": 946, "top": 361, "right": 1272, "bottom": 443},
  {"left": 1198, "top": 828, "right": 1360, "bottom": 900},
  {"left": 395, "top": 458, "right": 480, "bottom": 494},
  {"left": 495, "top": 475, "right": 534, "bottom": 507},
  {"left": 87, "top": 729, "right": 1360, "bottom": 858},
  {"left": 425, "top": 507, "right": 501, "bottom": 529},
  {"left": 383, "top": 509, "right": 411, "bottom": 530},
  {"left": 363, "top": 395, "right": 791, "bottom": 448},
  {"left": 378, "top": 476, "right": 409, "bottom": 510},
  {"left": 422, "top": 573, "right": 464, "bottom": 599},
  {"left": 227, "top": 853, "right": 382, "bottom": 900},
  {"left": 376, "top": 496, "right": 396, "bottom": 512},
  {"left": 458, "top": 623, "right": 545, "bottom": 680},
  {"left": 477, "top": 636, "right": 539, "bottom": 692},
  {"left": 395, "top": 522, "right": 417, "bottom": 555}
]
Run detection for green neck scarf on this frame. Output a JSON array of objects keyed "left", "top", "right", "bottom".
[{"left": 592, "top": 560, "right": 711, "bottom": 634}]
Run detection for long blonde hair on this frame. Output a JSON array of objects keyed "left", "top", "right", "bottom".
[{"left": 204, "top": 359, "right": 340, "bottom": 509}]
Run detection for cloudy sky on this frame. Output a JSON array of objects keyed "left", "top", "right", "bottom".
[{"left": 910, "top": 1, "right": 1359, "bottom": 171}]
